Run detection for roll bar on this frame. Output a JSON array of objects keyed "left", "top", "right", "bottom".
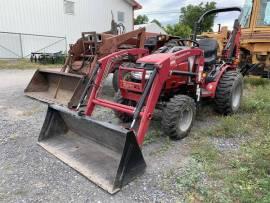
[{"left": 192, "top": 7, "right": 242, "bottom": 41}]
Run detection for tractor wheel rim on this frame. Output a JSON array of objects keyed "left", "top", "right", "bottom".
[
  {"left": 178, "top": 108, "right": 193, "bottom": 132},
  {"left": 232, "top": 82, "right": 242, "bottom": 109}
]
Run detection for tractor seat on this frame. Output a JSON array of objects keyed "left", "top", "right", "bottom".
[{"left": 198, "top": 39, "right": 218, "bottom": 66}]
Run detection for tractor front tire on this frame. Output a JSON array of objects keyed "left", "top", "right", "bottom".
[
  {"left": 161, "top": 95, "right": 196, "bottom": 140},
  {"left": 215, "top": 71, "right": 243, "bottom": 115},
  {"left": 113, "top": 91, "right": 133, "bottom": 123}
]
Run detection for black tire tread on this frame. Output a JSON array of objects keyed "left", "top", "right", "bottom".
[
  {"left": 112, "top": 69, "right": 119, "bottom": 92},
  {"left": 112, "top": 62, "right": 136, "bottom": 92},
  {"left": 162, "top": 95, "right": 196, "bottom": 140},
  {"left": 215, "top": 70, "right": 243, "bottom": 115},
  {"left": 113, "top": 91, "right": 133, "bottom": 123}
]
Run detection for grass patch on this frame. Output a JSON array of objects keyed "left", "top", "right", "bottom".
[
  {"left": 160, "top": 158, "right": 206, "bottom": 201},
  {"left": 0, "top": 59, "right": 63, "bottom": 70},
  {"left": 144, "top": 129, "right": 173, "bottom": 155},
  {"left": 150, "top": 137, "right": 172, "bottom": 155},
  {"left": 201, "top": 77, "right": 270, "bottom": 138},
  {"left": 171, "top": 77, "right": 270, "bottom": 202},
  {"left": 202, "top": 114, "right": 251, "bottom": 138},
  {"left": 175, "top": 159, "right": 206, "bottom": 201},
  {"left": 144, "top": 129, "right": 162, "bottom": 145},
  {"left": 244, "top": 76, "right": 270, "bottom": 87},
  {"left": 225, "top": 132, "right": 270, "bottom": 202},
  {"left": 13, "top": 189, "right": 29, "bottom": 197},
  {"left": 179, "top": 129, "right": 270, "bottom": 202},
  {"left": 9, "top": 133, "right": 18, "bottom": 141},
  {"left": 242, "top": 85, "right": 270, "bottom": 113}
]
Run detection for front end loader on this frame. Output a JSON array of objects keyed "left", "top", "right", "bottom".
[
  {"left": 39, "top": 104, "right": 145, "bottom": 194},
  {"left": 33, "top": 7, "right": 243, "bottom": 194},
  {"left": 24, "top": 28, "right": 146, "bottom": 108},
  {"left": 38, "top": 48, "right": 149, "bottom": 194}
]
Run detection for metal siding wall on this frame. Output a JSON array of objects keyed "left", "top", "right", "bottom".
[
  {"left": 0, "top": 0, "right": 65, "bottom": 36},
  {"left": 63, "top": 0, "right": 134, "bottom": 43},
  {"left": 0, "top": 0, "right": 66, "bottom": 58},
  {"left": 0, "top": 33, "right": 21, "bottom": 58},
  {"left": 0, "top": 0, "right": 134, "bottom": 58}
]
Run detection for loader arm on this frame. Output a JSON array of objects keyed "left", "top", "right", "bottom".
[
  {"left": 98, "top": 28, "right": 146, "bottom": 55},
  {"left": 84, "top": 48, "right": 204, "bottom": 145}
]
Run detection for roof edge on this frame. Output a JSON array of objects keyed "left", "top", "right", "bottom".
[{"left": 124, "top": 0, "right": 142, "bottom": 10}]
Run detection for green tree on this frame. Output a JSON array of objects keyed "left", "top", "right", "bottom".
[
  {"left": 134, "top": 15, "right": 149, "bottom": 25},
  {"left": 165, "top": 23, "right": 192, "bottom": 38},
  {"left": 151, "top": 19, "right": 162, "bottom": 27},
  {"left": 180, "top": 2, "right": 216, "bottom": 32}
]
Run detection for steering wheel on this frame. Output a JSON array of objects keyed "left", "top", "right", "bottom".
[{"left": 174, "top": 39, "right": 200, "bottom": 47}]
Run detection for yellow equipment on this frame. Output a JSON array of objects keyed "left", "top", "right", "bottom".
[
  {"left": 239, "top": 0, "right": 270, "bottom": 77},
  {"left": 201, "top": 0, "right": 270, "bottom": 78}
]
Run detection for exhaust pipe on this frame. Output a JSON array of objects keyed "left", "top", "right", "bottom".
[{"left": 38, "top": 105, "right": 146, "bottom": 194}]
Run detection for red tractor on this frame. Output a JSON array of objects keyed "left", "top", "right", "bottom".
[
  {"left": 110, "top": 7, "right": 243, "bottom": 142},
  {"left": 36, "top": 7, "right": 243, "bottom": 194}
]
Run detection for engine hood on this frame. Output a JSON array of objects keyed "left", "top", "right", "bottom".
[{"left": 137, "top": 53, "right": 174, "bottom": 64}]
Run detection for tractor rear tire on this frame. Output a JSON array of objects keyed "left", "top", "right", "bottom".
[
  {"left": 215, "top": 71, "right": 243, "bottom": 115},
  {"left": 161, "top": 95, "right": 196, "bottom": 140},
  {"left": 113, "top": 91, "right": 133, "bottom": 123}
]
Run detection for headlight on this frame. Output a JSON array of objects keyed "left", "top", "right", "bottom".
[{"left": 131, "top": 70, "right": 153, "bottom": 80}]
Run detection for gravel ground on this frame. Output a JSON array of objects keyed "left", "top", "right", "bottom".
[{"left": 0, "top": 69, "right": 229, "bottom": 202}]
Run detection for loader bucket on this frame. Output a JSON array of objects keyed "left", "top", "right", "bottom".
[
  {"left": 24, "top": 69, "right": 88, "bottom": 107},
  {"left": 38, "top": 105, "right": 146, "bottom": 194}
]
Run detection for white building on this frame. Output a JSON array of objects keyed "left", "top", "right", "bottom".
[
  {"left": 134, "top": 23, "right": 167, "bottom": 37},
  {"left": 0, "top": 0, "right": 141, "bottom": 58}
]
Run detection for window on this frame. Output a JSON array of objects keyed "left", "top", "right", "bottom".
[
  {"left": 239, "top": 0, "right": 253, "bottom": 28},
  {"left": 64, "top": 0, "right": 75, "bottom": 15},
  {"left": 118, "top": 11, "right": 125, "bottom": 22},
  {"left": 257, "top": 0, "right": 270, "bottom": 26}
]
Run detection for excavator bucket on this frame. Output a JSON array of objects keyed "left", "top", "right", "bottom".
[
  {"left": 38, "top": 105, "right": 146, "bottom": 194},
  {"left": 24, "top": 69, "right": 88, "bottom": 108}
]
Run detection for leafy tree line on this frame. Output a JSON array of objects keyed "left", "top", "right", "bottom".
[
  {"left": 134, "top": 14, "right": 162, "bottom": 27},
  {"left": 134, "top": 2, "right": 217, "bottom": 38}
]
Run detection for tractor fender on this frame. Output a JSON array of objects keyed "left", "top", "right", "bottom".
[{"left": 205, "top": 64, "right": 235, "bottom": 98}]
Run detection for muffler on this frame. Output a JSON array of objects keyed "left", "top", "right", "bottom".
[
  {"left": 38, "top": 105, "right": 146, "bottom": 194},
  {"left": 24, "top": 69, "right": 88, "bottom": 108}
]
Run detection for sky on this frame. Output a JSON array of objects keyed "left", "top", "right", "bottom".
[{"left": 135, "top": 0, "right": 246, "bottom": 31}]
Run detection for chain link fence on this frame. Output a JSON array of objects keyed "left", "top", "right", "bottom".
[{"left": 0, "top": 32, "right": 67, "bottom": 59}]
